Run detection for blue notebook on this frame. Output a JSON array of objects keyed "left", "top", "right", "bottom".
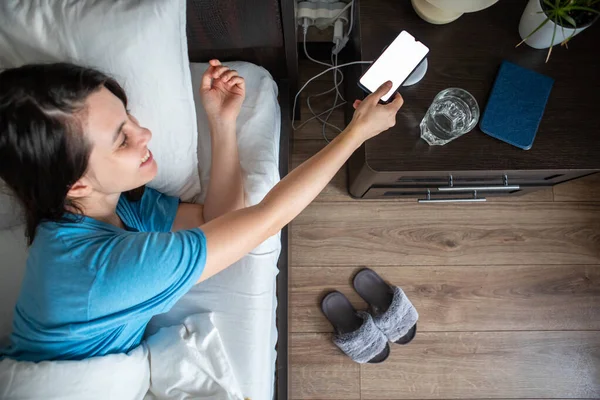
[{"left": 480, "top": 61, "right": 554, "bottom": 150}]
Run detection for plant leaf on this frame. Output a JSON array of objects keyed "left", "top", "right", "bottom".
[
  {"left": 557, "top": 14, "right": 574, "bottom": 49},
  {"left": 564, "top": 6, "right": 600, "bottom": 14},
  {"left": 558, "top": 15, "right": 569, "bottom": 40},
  {"left": 564, "top": 23, "right": 577, "bottom": 46},
  {"left": 562, "top": 13, "right": 577, "bottom": 26},
  {"left": 517, "top": 17, "right": 552, "bottom": 47},
  {"left": 546, "top": 19, "right": 558, "bottom": 62}
]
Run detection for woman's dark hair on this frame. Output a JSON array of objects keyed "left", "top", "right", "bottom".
[{"left": 0, "top": 63, "right": 130, "bottom": 244}]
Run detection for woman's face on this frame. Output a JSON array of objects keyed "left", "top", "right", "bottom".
[{"left": 81, "top": 87, "right": 157, "bottom": 196}]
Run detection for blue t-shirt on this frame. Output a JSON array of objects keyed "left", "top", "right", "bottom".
[{"left": 0, "top": 188, "right": 207, "bottom": 362}]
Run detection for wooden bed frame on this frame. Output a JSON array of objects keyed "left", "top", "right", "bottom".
[{"left": 185, "top": 1, "right": 297, "bottom": 398}]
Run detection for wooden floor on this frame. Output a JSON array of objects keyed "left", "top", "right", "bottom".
[{"left": 289, "top": 60, "right": 600, "bottom": 400}]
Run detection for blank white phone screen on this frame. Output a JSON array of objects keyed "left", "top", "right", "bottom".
[{"left": 359, "top": 31, "right": 429, "bottom": 102}]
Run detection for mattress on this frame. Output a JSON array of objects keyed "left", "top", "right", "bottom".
[{"left": 0, "top": 62, "right": 281, "bottom": 400}]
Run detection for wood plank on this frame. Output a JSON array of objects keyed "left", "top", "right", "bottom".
[
  {"left": 292, "top": 140, "right": 554, "bottom": 202},
  {"left": 554, "top": 173, "right": 600, "bottom": 202},
  {"left": 487, "top": 189, "right": 554, "bottom": 202},
  {"left": 290, "top": 265, "right": 600, "bottom": 333},
  {"left": 360, "top": 331, "right": 600, "bottom": 399},
  {"left": 290, "top": 333, "right": 360, "bottom": 400},
  {"left": 291, "top": 202, "right": 600, "bottom": 266}
]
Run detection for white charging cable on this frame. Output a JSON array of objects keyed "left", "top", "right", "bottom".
[
  {"left": 291, "top": 60, "right": 372, "bottom": 134},
  {"left": 302, "top": 27, "right": 344, "bottom": 139},
  {"left": 295, "top": 1, "right": 372, "bottom": 143}
]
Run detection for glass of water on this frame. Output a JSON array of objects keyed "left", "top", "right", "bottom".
[{"left": 420, "top": 88, "right": 480, "bottom": 146}]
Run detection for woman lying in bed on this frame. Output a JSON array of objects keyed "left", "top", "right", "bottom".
[{"left": 0, "top": 60, "right": 403, "bottom": 362}]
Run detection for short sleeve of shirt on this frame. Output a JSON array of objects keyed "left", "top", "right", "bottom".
[
  {"left": 89, "top": 187, "right": 206, "bottom": 320},
  {"left": 117, "top": 187, "right": 180, "bottom": 232},
  {"left": 87, "top": 228, "right": 208, "bottom": 320}
]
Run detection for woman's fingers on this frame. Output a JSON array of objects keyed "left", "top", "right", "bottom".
[
  {"left": 201, "top": 60, "right": 222, "bottom": 90},
  {"left": 387, "top": 92, "right": 404, "bottom": 110},
  {"left": 201, "top": 66, "right": 217, "bottom": 91},
  {"left": 368, "top": 80, "right": 392, "bottom": 103},
  {"left": 227, "top": 76, "right": 245, "bottom": 87},
  {"left": 353, "top": 99, "right": 362, "bottom": 110},
  {"left": 201, "top": 59, "right": 244, "bottom": 95},
  {"left": 221, "top": 69, "right": 239, "bottom": 82},
  {"left": 212, "top": 65, "right": 230, "bottom": 79}
]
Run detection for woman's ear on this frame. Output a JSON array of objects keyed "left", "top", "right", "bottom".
[{"left": 67, "top": 177, "right": 93, "bottom": 199}]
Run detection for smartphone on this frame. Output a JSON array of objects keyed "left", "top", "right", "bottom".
[{"left": 358, "top": 31, "right": 429, "bottom": 102}]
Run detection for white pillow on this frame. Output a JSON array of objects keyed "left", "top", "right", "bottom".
[
  {"left": 0, "top": 225, "right": 28, "bottom": 346},
  {"left": 0, "top": 188, "right": 22, "bottom": 230},
  {"left": 0, "top": 0, "right": 201, "bottom": 201},
  {"left": 0, "top": 343, "right": 150, "bottom": 400}
]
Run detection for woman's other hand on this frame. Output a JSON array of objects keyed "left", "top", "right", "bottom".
[
  {"left": 200, "top": 59, "right": 246, "bottom": 125},
  {"left": 348, "top": 81, "right": 404, "bottom": 141}
]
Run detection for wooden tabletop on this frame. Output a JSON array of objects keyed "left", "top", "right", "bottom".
[{"left": 357, "top": 0, "right": 600, "bottom": 172}]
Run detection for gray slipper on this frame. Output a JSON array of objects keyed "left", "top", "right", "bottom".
[
  {"left": 321, "top": 291, "right": 390, "bottom": 364},
  {"left": 353, "top": 268, "right": 418, "bottom": 344}
]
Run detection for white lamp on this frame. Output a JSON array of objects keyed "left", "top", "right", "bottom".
[{"left": 411, "top": 0, "right": 499, "bottom": 24}]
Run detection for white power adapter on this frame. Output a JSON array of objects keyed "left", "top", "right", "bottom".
[{"left": 332, "top": 19, "right": 348, "bottom": 55}]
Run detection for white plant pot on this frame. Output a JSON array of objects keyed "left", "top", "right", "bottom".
[{"left": 519, "top": 0, "right": 590, "bottom": 49}]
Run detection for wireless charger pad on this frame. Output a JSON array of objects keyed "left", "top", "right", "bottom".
[{"left": 402, "top": 58, "right": 428, "bottom": 86}]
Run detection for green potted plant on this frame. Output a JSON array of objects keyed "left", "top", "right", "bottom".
[{"left": 518, "top": 0, "right": 600, "bottom": 62}]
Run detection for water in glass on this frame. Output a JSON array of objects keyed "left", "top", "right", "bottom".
[{"left": 420, "top": 88, "right": 479, "bottom": 146}]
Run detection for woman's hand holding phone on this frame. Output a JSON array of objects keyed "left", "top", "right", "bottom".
[{"left": 348, "top": 81, "right": 404, "bottom": 142}]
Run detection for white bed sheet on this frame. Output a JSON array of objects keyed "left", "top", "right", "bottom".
[{"left": 146, "top": 61, "right": 282, "bottom": 400}]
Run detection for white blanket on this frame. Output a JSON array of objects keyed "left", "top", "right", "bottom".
[
  {"left": 144, "top": 314, "right": 244, "bottom": 400},
  {"left": 0, "top": 313, "right": 244, "bottom": 400}
]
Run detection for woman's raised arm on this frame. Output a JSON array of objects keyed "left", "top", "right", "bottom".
[{"left": 198, "top": 82, "right": 403, "bottom": 283}]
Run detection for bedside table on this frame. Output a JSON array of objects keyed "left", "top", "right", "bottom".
[{"left": 346, "top": 0, "right": 599, "bottom": 200}]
